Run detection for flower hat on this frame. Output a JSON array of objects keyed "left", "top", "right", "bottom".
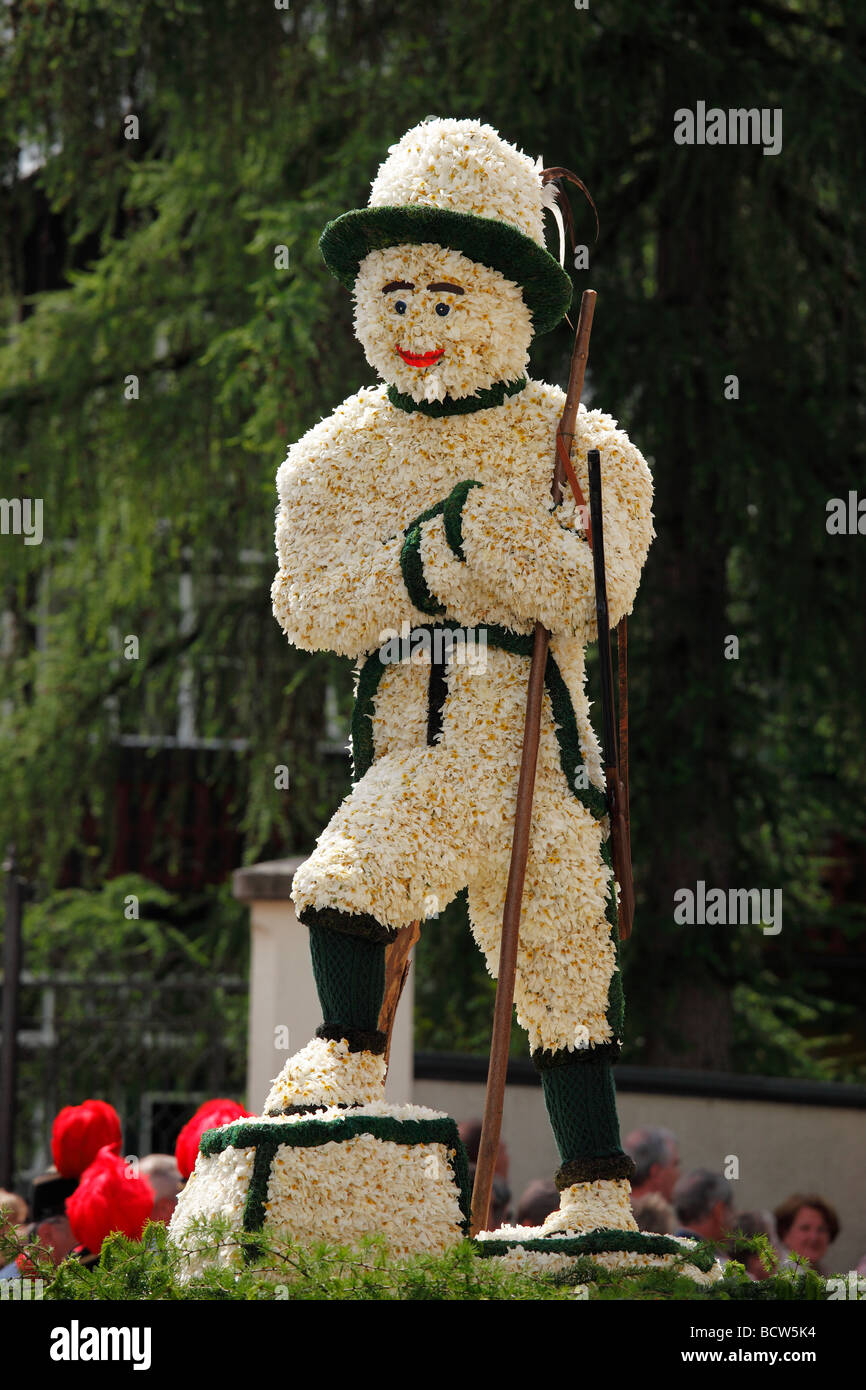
[{"left": 319, "top": 117, "right": 574, "bottom": 336}]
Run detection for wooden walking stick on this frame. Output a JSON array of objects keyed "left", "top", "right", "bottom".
[
  {"left": 470, "top": 288, "right": 598, "bottom": 1236},
  {"left": 378, "top": 919, "right": 421, "bottom": 1070}
]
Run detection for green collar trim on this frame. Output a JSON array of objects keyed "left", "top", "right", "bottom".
[{"left": 386, "top": 377, "right": 527, "bottom": 417}]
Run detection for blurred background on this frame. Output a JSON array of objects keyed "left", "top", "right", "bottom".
[{"left": 0, "top": 0, "right": 864, "bottom": 1212}]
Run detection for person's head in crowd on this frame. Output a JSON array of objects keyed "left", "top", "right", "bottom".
[
  {"left": 516, "top": 1178, "right": 559, "bottom": 1228},
  {"left": 175, "top": 1098, "right": 250, "bottom": 1182},
  {"left": 459, "top": 1119, "right": 509, "bottom": 1180},
  {"left": 13, "top": 1174, "right": 79, "bottom": 1276},
  {"left": 467, "top": 1163, "right": 511, "bottom": 1231},
  {"left": 66, "top": 1145, "right": 155, "bottom": 1261},
  {"left": 0, "top": 1189, "right": 28, "bottom": 1235},
  {"left": 16, "top": 1214, "right": 78, "bottom": 1276},
  {"left": 14, "top": 1220, "right": 74, "bottom": 1277},
  {"left": 632, "top": 1191, "right": 675, "bottom": 1234},
  {"left": 138, "top": 1154, "right": 183, "bottom": 1224},
  {"left": 774, "top": 1193, "right": 839, "bottom": 1272},
  {"left": 729, "top": 1210, "right": 779, "bottom": 1280},
  {"left": 673, "top": 1168, "right": 733, "bottom": 1244},
  {"left": 623, "top": 1126, "right": 680, "bottom": 1201}
]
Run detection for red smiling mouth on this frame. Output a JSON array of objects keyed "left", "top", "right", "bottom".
[{"left": 396, "top": 345, "right": 444, "bottom": 368}]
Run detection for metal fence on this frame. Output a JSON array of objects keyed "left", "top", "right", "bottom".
[{"left": 3, "top": 970, "right": 248, "bottom": 1188}]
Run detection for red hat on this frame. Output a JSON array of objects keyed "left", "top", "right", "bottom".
[
  {"left": 175, "top": 1098, "right": 250, "bottom": 1180},
  {"left": 51, "top": 1100, "right": 123, "bottom": 1179},
  {"left": 66, "top": 1145, "right": 154, "bottom": 1254}
]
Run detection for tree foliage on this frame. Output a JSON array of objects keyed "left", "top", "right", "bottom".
[{"left": 1, "top": 0, "right": 864, "bottom": 1074}]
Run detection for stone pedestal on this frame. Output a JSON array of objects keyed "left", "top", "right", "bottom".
[{"left": 232, "top": 857, "right": 414, "bottom": 1112}]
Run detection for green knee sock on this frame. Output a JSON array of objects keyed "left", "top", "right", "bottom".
[
  {"left": 308, "top": 924, "right": 386, "bottom": 1034},
  {"left": 541, "top": 1058, "right": 625, "bottom": 1164}
]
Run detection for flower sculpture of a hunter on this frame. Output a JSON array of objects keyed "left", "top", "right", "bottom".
[{"left": 269, "top": 118, "right": 654, "bottom": 1240}]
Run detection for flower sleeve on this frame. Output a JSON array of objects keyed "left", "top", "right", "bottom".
[
  {"left": 399, "top": 492, "right": 520, "bottom": 630},
  {"left": 272, "top": 434, "right": 435, "bottom": 659},
  {"left": 441, "top": 413, "right": 654, "bottom": 640}
]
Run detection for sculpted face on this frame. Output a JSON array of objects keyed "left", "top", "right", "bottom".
[{"left": 353, "top": 243, "right": 533, "bottom": 403}]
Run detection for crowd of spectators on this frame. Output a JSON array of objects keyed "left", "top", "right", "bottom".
[
  {"left": 0, "top": 1104, "right": 855, "bottom": 1281},
  {"left": 620, "top": 1123, "right": 848, "bottom": 1276}
]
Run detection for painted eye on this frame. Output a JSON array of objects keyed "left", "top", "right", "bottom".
[
  {"left": 394, "top": 300, "right": 407, "bottom": 315},
  {"left": 435, "top": 303, "right": 450, "bottom": 317}
]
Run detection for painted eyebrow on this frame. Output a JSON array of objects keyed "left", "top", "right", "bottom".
[
  {"left": 427, "top": 282, "right": 464, "bottom": 294},
  {"left": 382, "top": 281, "right": 414, "bottom": 292}
]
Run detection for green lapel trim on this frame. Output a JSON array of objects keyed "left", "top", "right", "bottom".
[
  {"left": 387, "top": 377, "right": 527, "bottom": 418},
  {"left": 351, "top": 651, "right": 389, "bottom": 782},
  {"left": 443, "top": 479, "right": 483, "bottom": 560},
  {"left": 400, "top": 501, "right": 447, "bottom": 615}
]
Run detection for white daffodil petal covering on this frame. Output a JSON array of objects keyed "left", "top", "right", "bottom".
[
  {"left": 482, "top": 1239, "right": 726, "bottom": 1287},
  {"left": 168, "top": 1144, "right": 255, "bottom": 1281},
  {"left": 263, "top": 1036, "right": 387, "bottom": 1113},
  {"left": 369, "top": 117, "right": 546, "bottom": 244},
  {"left": 539, "top": 1178, "right": 639, "bottom": 1235},
  {"left": 275, "top": 375, "right": 653, "bottom": 1054},
  {"left": 168, "top": 1105, "right": 469, "bottom": 1281}
]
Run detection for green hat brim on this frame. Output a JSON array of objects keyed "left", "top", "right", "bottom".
[{"left": 319, "top": 205, "right": 573, "bottom": 336}]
